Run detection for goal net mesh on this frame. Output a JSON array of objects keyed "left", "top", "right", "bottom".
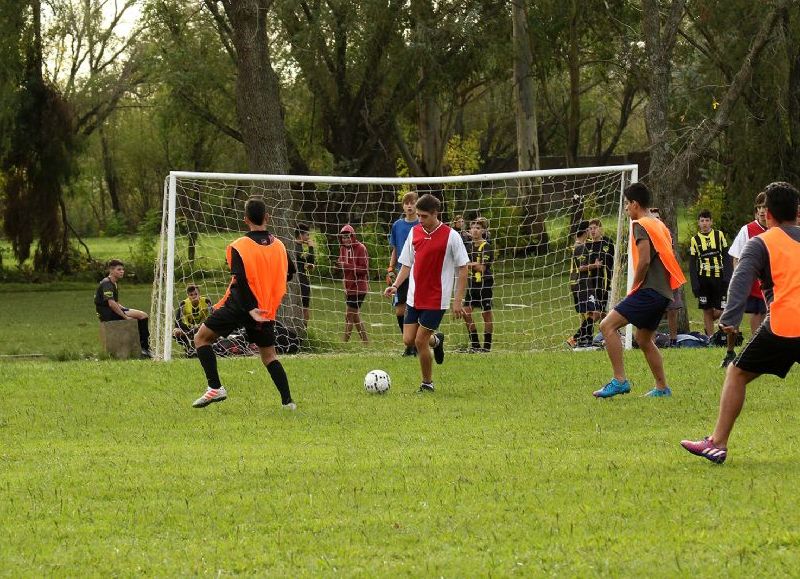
[{"left": 152, "top": 168, "right": 635, "bottom": 360}]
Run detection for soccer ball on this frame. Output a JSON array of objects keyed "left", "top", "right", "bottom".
[{"left": 364, "top": 369, "right": 391, "bottom": 394}]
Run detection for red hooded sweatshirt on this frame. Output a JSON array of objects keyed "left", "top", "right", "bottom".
[{"left": 338, "top": 225, "right": 370, "bottom": 295}]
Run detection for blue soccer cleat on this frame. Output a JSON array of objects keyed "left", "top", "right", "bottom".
[
  {"left": 643, "top": 386, "right": 672, "bottom": 397},
  {"left": 593, "top": 378, "right": 631, "bottom": 398}
]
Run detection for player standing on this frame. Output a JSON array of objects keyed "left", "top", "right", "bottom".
[
  {"left": 463, "top": 217, "right": 494, "bottom": 352},
  {"left": 294, "top": 223, "right": 315, "bottom": 325},
  {"left": 587, "top": 218, "right": 614, "bottom": 317},
  {"left": 191, "top": 198, "right": 295, "bottom": 410},
  {"left": 384, "top": 194, "right": 469, "bottom": 392},
  {"left": 593, "top": 183, "right": 686, "bottom": 398},
  {"left": 567, "top": 221, "right": 602, "bottom": 348},
  {"left": 688, "top": 210, "right": 729, "bottom": 337},
  {"left": 681, "top": 182, "right": 800, "bottom": 464},
  {"left": 387, "top": 192, "right": 419, "bottom": 355}
]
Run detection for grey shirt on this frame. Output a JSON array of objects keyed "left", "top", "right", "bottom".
[
  {"left": 720, "top": 224, "right": 800, "bottom": 332},
  {"left": 633, "top": 223, "right": 673, "bottom": 300}
]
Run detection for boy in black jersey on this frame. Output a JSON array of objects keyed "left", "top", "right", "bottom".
[
  {"left": 95, "top": 259, "right": 151, "bottom": 357},
  {"left": 294, "top": 223, "right": 316, "bottom": 325},
  {"left": 463, "top": 218, "right": 494, "bottom": 352},
  {"left": 567, "top": 221, "right": 602, "bottom": 348},
  {"left": 586, "top": 219, "right": 614, "bottom": 314}
]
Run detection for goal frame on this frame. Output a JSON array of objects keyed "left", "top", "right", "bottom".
[{"left": 154, "top": 165, "right": 638, "bottom": 360}]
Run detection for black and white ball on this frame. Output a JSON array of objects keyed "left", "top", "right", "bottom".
[{"left": 364, "top": 369, "right": 391, "bottom": 394}]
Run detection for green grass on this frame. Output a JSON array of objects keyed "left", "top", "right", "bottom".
[{"left": 2, "top": 350, "right": 799, "bottom": 575}]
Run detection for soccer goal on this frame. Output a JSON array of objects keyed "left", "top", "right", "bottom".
[{"left": 151, "top": 166, "right": 638, "bottom": 360}]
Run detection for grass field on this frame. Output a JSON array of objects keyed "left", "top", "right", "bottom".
[{"left": 2, "top": 350, "right": 799, "bottom": 575}]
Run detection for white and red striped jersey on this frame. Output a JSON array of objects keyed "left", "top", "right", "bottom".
[{"left": 398, "top": 222, "right": 470, "bottom": 310}]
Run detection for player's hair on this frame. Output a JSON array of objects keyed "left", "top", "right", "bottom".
[
  {"left": 576, "top": 220, "right": 590, "bottom": 237},
  {"left": 294, "top": 222, "right": 310, "bottom": 237},
  {"left": 471, "top": 217, "right": 489, "bottom": 230},
  {"left": 416, "top": 193, "right": 441, "bottom": 214},
  {"left": 107, "top": 259, "right": 124, "bottom": 270},
  {"left": 245, "top": 197, "right": 267, "bottom": 225},
  {"left": 588, "top": 218, "right": 602, "bottom": 227},
  {"left": 764, "top": 181, "right": 800, "bottom": 222},
  {"left": 401, "top": 191, "right": 418, "bottom": 205},
  {"left": 755, "top": 191, "right": 767, "bottom": 208},
  {"left": 623, "top": 182, "right": 651, "bottom": 208},
  {"left": 698, "top": 209, "right": 712, "bottom": 219},
  {"left": 186, "top": 284, "right": 198, "bottom": 294}
]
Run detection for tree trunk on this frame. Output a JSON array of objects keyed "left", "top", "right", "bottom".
[
  {"left": 100, "top": 126, "right": 121, "bottom": 214},
  {"left": 222, "top": 0, "right": 304, "bottom": 338},
  {"left": 512, "top": 0, "right": 547, "bottom": 252},
  {"left": 566, "top": 0, "right": 580, "bottom": 167}
]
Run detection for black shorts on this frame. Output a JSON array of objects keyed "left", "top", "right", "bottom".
[
  {"left": 571, "top": 283, "right": 601, "bottom": 314},
  {"left": 666, "top": 287, "right": 683, "bottom": 311},
  {"left": 393, "top": 279, "right": 410, "bottom": 307},
  {"left": 203, "top": 303, "right": 275, "bottom": 348},
  {"left": 593, "top": 287, "right": 609, "bottom": 311},
  {"left": 734, "top": 326, "right": 800, "bottom": 378},
  {"left": 697, "top": 277, "right": 726, "bottom": 310},
  {"left": 464, "top": 286, "right": 493, "bottom": 311},
  {"left": 745, "top": 296, "right": 767, "bottom": 315},
  {"left": 345, "top": 293, "right": 367, "bottom": 310},
  {"left": 614, "top": 288, "right": 671, "bottom": 331},
  {"left": 404, "top": 305, "right": 446, "bottom": 331},
  {"left": 299, "top": 274, "right": 311, "bottom": 308}
]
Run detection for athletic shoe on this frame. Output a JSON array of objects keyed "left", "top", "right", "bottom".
[
  {"left": 402, "top": 346, "right": 417, "bottom": 357},
  {"left": 418, "top": 382, "right": 435, "bottom": 393},
  {"left": 643, "top": 386, "right": 672, "bottom": 397},
  {"left": 593, "top": 378, "right": 631, "bottom": 398},
  {"left": 192, "top": 386, "right": 228, "bottom": 408},
  {"left": 433, "top": 332, "right": 445, "bottom": 364},
  {"left": 141, "top": 349, "right": 152, "bottom": 359},
  {"left": 565, "top": 336, "right": 578, "bottom": 348},
  {"left": 721, "top": 351, "right": 736, "bottom": 368},
  {"left": 680, "top": 436, "right": 727, "bottom": 464},
  {"left": 282, "top": 402, "right": 297, "bottom": 411}
]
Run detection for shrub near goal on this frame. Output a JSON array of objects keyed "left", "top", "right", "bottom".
[{"left": 151, "top": 166, "right": 637, "bottom": 360}]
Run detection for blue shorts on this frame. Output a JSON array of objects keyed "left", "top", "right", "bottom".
[
  {"left": 614, "top": 288, "right": 672, "bottom": 331},
  {"left": 404, "top": 305, "right": 446, "bottom": 331},
  {"left": 745, "top": 296, "right": 767, "bottom": 315}
]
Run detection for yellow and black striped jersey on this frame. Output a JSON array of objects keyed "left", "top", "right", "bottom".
[
  {"left": 689, "top": 229, "right": 728, "bottom": 278},
  {"left": 468, "top": 239, "right": 493, "bottom": 287}
]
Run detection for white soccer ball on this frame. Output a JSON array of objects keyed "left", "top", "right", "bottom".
[{"left": 364, "top": 369, "right": 391, "bottom": 394}]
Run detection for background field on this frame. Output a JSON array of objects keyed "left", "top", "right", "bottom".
[{"left": 2, "top": 350, "right": 799, "bottom": 576}]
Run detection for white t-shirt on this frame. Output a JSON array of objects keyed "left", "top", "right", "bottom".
[
  {"left": 729, "top": 220, "right": 766, "bottom": 259},
  {"left": 399, "top": 223, "right": 470, "bottom": 310}
]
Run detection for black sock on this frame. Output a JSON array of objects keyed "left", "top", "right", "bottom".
[
  {"left": 138, "top": 318, "right": 150, "bottom": 350},
  {"left": 575, "top": 319, "right": 588, "bottom": 341},
  {"left": 267, "top": 360, "right": 293, "bottom": 405},
  {"left": 197, "top": 345, "right": 222, "bottom": 389},
  {"left": 397, "top": 315, "right": 404, "bottom": 333},
  {"left": 469, "top": 331, "right": 480, "bottom": 349},
  {"left": 484, "top": 332, "right": 492, "bottom": 351},
  {"left": 584, "top": 320, "right": 594, "bottom": 342}
]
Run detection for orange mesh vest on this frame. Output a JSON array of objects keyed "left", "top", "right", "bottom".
[
  {"left": 760, "top": 227, "right": 800, "bottom": 338},
  {"left": 214, "top": 236, "right": 288, "bottom": 320},
  {"left": 629, "top": 217, "right": 687, "bottom": 293}
]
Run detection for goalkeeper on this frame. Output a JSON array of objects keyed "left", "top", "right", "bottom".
[
  {"left": 173, "top": 284, "right": 214, "bottom": 357},
  {"left": 191, "top": 197, "right": 296, "bottom": 411},
  {"left": 463, "top": 217, "right": 494, "bottom": 352},
  {"left": 387, "top": 191, "right": 419, "bottom": 355}
]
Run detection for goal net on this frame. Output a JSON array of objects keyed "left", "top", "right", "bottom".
[{"left": 151, "top": 166, "right": 637, "bottom": 360}]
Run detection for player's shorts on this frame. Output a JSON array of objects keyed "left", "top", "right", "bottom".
[
  {"left": 298, "top": 274, "right": 311, "bottom": 308},
  {"left": 696, "top": 277, "right": 726, "bottom": 310},
  {"left": 464, "top": 286, "right": 493, "bottom": 311},
  {"left": 734, "top": 326, "right": 800, "bottom": 378},
  {"left": 593, "top": 286, "right": 609, "bottom": 311},
  {"left": 404, "top": 305, "right": 446, "bottom": 331},
  {"left": 203, "top": 303, "right": 275, "bottom": 348},
  {"left": 745, "top": 296, "right": 767, "bottom": 315},
  {"left": 614, "top": 288, "right": 672, "bottom": 331},
  {"left": 345, "top": 293, "right": 367, "bottom": 310},
  {"left": 571, "top": 282, "right": 601, "bottom": 314},
  {"left": 666, "top": 287, "right": 684, "bottom": 311},
  {"left": 393, "top": 279, "right": 410, "bottom": 307}
]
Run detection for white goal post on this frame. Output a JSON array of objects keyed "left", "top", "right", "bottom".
[{"left": 152, "top": 165, "right": 638, "bottom": 360}]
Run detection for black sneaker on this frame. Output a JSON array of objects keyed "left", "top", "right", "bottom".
[
  {"left": 433, "top": 332, "right": 445, "bottom": 364},
  {"left": 418, "top": 382, "right": 435, "bottom": 393},
  {"left": 721, "top": 350, "right": 736, "bottom": 368},
  {"left": 402, "top": 346, "right": 417, "bottom": 357},
  {"left": 141, "top": 349, "right": 152, "bottom": 359}
]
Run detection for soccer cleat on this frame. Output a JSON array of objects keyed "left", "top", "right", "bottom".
[
  {"left": 680, "top": 437, "right": 727, "bottom": 464},
  {"left": 720, "top": 351, "right": 736, "bottom": 368},
  {"left": 643, "top": 386, "right": 672, "bottom": 397},
  {"left": 593, "top": 378, "right": 631, "bottom": 398},
  {"left": 282, "top": 402, "right": 297, "bottom": 411},
  {"left": 565, "top": 336, "right": 578, "bottom": 348},
  {"left": 141, "top": 349, "right": 153, "bottom": 359},
  {"left": 433, "top": 332, "right": 445, "bottom": 364},
  {"left": 402, "top": 346, "right": 417, "bottom": 357},
  {"left": 418, "top": 382, "right": 435, "bottom": 393},
  {"left": 192, "top": 386, "right": 228, "bottom": 408}
]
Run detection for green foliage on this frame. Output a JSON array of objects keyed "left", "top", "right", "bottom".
[
  {"left": 688, "top": 181, "right": 727, "bottom": 238},
  {"left": 102, "top": 213, "right": 129, "bottom": 237}
]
